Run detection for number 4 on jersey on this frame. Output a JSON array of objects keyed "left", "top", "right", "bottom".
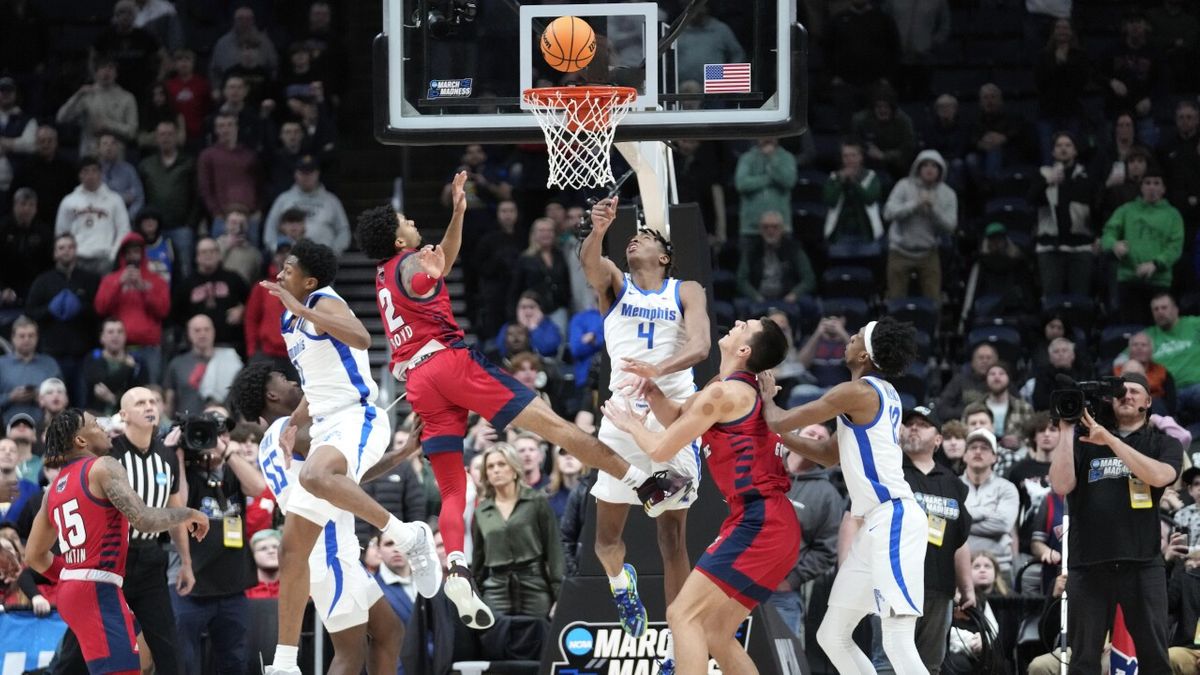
[{"left": 638, "top": 322, "right": 655, "bottom": 349}]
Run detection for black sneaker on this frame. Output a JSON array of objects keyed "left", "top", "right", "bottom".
[
  {"left": 444, "top": 563, "right": 495, "bottom": 630},
  {"left": 637, "top": 470, "right": 695, "bottom": 517}
]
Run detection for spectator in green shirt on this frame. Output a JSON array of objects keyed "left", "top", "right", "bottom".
[
  {"left": 1147, "top": 292, "right": 1200, "bottom": 419},
  {"left": 1102, "top": 171, "right": 1185, "bottom": 325},
  {"left": 736, "top": 210, "right": 817, "bottom": 330},
  {"left": 823, "top": 139, "right": 884, "bottom": 245},
  {"left": 734, "top": 138, "right": 797, "bottom": 246}
]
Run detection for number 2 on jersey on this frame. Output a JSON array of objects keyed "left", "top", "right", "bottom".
[
  {"left": 638, "top": 322, "right": 655, "bottom": 349},
  {"left": 378, "top": 288, "right": 414, "bottom": 348}
]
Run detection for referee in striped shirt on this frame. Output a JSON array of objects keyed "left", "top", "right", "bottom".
[{"left": 51, "top": 387, "right": 190, "bottom": 675}]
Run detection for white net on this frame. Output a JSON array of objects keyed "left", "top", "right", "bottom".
[{"left": 523, "top": 87, "right": 637, "bottom": 189}]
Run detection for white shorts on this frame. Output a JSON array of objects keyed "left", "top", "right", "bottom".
[
  {"left": 310, "top": 404, "right": 391, "bottom": 482},
  {"left": 829, "top": 498, "right": 926, "bottom": 617},
  {"left": 591, "top": 399, "right": 701, "bottom": 509},
  {"left": 307, "top": 510, "right": 384, "bottom": 633}
]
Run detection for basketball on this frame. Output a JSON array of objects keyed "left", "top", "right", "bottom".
[{"left": 540, "top": 16, "right": 596, "bottom": 73}]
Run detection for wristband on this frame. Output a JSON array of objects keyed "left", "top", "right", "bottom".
[{"left": 412, "top": 272, "right": 439, "bottom": 295}]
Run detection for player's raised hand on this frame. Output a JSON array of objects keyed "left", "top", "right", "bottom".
[
  {"left": 617, "top": 373, "right": 658, "bottom": 401},
  {"left": 621, "top": 358, "right": 661, "bottom": 380},
  {"left": 417, "top": 244, "right": 446, "bottom": 277},
  {"left": 451, "top": 170, "right": 468, "bottom": 213},
  {"left": 601, "top": 399, "right": 647, "bottom": 433},
  {"left": 757, "top": 371, "right": 781, "bottom": 400},
  {"left": 398, "top": 416, "right": 425, "bottom": 460},
  {"left": 590, "top": 197, "right": 618, "bottom": 234},
  {"left": 185, "top": 510, "right": 210, "bottom": 541},
  {"left": 259, "top": 280, "right": 306, "bottom": 316}
]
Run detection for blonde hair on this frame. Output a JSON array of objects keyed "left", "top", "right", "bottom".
[
  {"left": 547, "top": 447, "right": 588, "bottom": 494},
  {"left": 973, "top": 551, "right": 1009, "bottom": 597},
  {"left": 480, "top": 443, "right": 524, "bottom": 501},
  {"left": 524, "top": 217, "right": 556, "bottom": 256}
]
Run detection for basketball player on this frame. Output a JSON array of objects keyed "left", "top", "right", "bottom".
[
  {"left": 227, "top": 363, "right": 419, "bottom": 675},
  {"left": 355, "top": 172, "right": 695, "bottom": 629},
  {"left": 580, "top": 197, "right": 709, "bottom": 642},
  {"left": 24, "top": 410, "right": 208, "bottom": 675},
  {"left": 602, "top": 318, "right": 796, "bottom": 675},
  {"left": 257, "top": 238, "right": 440, "bottom": 675},
  {"left": 757, "top": 317, "right": 928, "bottom": 675}
]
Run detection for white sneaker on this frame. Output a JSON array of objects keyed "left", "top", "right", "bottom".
[
  {"left": 401, "top": 521, "right": 442, "bottom": 598},
  {"left": 444, "top": 562, "right": 495, "bottom": 630},
  {"left": 264, "top": 666, "right": 301, "bottom": 675}
]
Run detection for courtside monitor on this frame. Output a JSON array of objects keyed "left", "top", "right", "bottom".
[{"left": 374, "top": 1, "right": 808, "bottom": 144}]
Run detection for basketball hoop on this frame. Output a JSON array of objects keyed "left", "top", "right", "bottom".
[{"left": 523, "top": 85, "right": 637, "bottom": 189}]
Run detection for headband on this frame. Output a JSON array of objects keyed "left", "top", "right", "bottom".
[{"left": 863, "top": 320, "right": 879, "bottom": 368}]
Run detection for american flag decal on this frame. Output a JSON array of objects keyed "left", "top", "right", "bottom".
[{"left": 703, "top": 63, "right": 751, "bottom": 93}]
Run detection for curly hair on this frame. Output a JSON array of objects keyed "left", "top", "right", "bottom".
[
  {"left": 226, "top": 362, "right": 275, "bottom": 422},
  {"left": 290, "top": 238, "right": 338, "bottom": 289},
  {"left": 745, "top": 317, "right": 789, "bottom": 374},
  {"left": 868, "top": 316, "right": 918, "bottom": 377},
  {"left": 356, "top": 205, "right": 401, "bottom": 261},
  {"left": 635, "top": 227, "right": 676, "bottom": 275},
  {"left": 44, "top": 408, "right": 87, "bottom": 469}
]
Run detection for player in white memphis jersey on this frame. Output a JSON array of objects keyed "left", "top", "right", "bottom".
[
  {"left": 580, "top": 197, "right": 710, "bottom": 664},
  {"left": 758, "top": 316, "right": 928, "bottom": 675},
  {"left": 254, "top": 240, "right": 439, "bottom": 675}
]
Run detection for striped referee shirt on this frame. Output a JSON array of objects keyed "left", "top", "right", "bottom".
[{"left": 110, "top": 435, "right": 180, "bottom": 541}]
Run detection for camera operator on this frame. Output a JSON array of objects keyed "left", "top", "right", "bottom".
[
  {"left": 173, "top": 404, "right": 266, "bottom": 675},
  {"left": 49, "top": 387, "right": 189, "bottom": 675},
  {"left": 1049, "top": 372, "right": 1183, "bottom": 674}
]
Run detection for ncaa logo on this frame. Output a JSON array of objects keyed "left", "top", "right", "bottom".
[{"left": 564, "top": 627, "right": 593, "bottom": 656}]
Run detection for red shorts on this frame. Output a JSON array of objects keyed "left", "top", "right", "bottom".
[
  {"left": 695, "top": 494, "right": 802, "bottom": 609},
  {"left": 405, "top": 347, "right": 536, "bottom": 454},
  {"left": 57, "top": 580, "right": 140, "bottom": 674}
]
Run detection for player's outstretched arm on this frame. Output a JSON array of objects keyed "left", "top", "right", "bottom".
[
  {"left": 759, "top": 372, "right": 851, "bottom": 434},
  {"left": 778, "top": 432, "right": 840, "bottom": 468},
  {"left": 580, "top": 197, "right": 625, "bottom": 313},
  {"left": 438, "top": 170, "right": 468, "bottom": 275},
  {"left": 305, "top": 296, "right": 372, "bottom": 350},
  {"left": 93, "top": 457, "right": 209, "bottom": 540},
  {"left": 603, "top": 384, "right": 727, "bottom": 462},
  {"left": 24, "top": 494, "right": 56, "bottom": 574},
  {"left": 623, "top": 280, "right": 711, "bottom": 380},
  {"left": 362, "top": 417, "right": 424, "bottom": 484}
]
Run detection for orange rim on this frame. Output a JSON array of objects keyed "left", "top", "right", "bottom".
[{"left": 522, "top": 85, "right": 638, "bottom": 107}]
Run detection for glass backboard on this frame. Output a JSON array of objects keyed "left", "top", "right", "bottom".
[{"left": 373, "top": 0, "right": 808, "bottom": 144}]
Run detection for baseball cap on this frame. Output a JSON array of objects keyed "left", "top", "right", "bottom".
[
  {"left": 6, "top": 413, "right": 36, "bottom": 433},
  {"left": 296, "top": 155, "right": 318, "bottom": 172},
  {"left": 1122, "top": 372, "right": 1151, "bottom": 397},
  {"left": 966, "top": 428, "right": 998, "bottom": 453},
  {"left": 902, "top": 405, "right": 940, "bottom": 427},
  {"left": 984, "top": 222, "right": 1007, "bottom": 238}
]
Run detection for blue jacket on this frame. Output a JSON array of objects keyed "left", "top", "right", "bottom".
[{"left": 567, "top": 309, "right": 604, "bottom": 386}]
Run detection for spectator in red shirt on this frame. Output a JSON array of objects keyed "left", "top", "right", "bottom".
[
  {"left": 94, "top": 232, "right": 171, "bottom": 385},
  {"left": 164, "top": 49, "right": 211, "bottom": 144},
  {"left": 244, "top": 239, "right": 291, "bottom": 369},
  {"left": 245, "top": 528, "right": 281, "bottom": 599},
  {"left": 198, "top": 111, "right": 260, "bottom": 241}
]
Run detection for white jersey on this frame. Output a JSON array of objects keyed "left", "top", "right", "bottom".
[
  {"left": 836, "top": 376, "right": 915, "bottom": 516},
  {"left": 282, "top": 286, "right": 380, "bottom": 417},
  {"left": 603, "top": 274, "right": 696, "bottom": 400}
]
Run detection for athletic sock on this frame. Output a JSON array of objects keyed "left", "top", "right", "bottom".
[
  {"left": 447, "top": 550, "right": 468, "bottom": 569},
  {"left": 273, "top": 645, "right": 298, "bottom": 670},
  {"left": 383, "top": 515, "right": 419, "bottom": 551},
  {"left": 620, "top": 465, "right": 650, "bottom": 489},
  {"left": 609, "top": 573, "right": 629, "bottom": 591}
]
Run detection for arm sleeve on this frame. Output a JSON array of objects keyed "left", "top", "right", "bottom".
[
  {"left": 883, "top": 179, "right": 917, "bottom": 221},
  {"left": 145, "top": 276, "right": 171, "bottom": 320},
  {"left": 1157, "top": 212, "right": 1185, "bottom": 270},
  {"left": 769, "top": 150, "right": 798, "bottom": 189},
  {"left": 94, "top": 274, "right": 118, "bottom": 316},
  {"left": 734, "top": 154, "right": 770, "bottom": 193},
  {"left": 932, "top": 186, "right": 958, "bottom": 233}
]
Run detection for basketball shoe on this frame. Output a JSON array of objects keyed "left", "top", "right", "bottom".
[
  {"left": 611, "top": 563, "right": 647, "bottom": 637},
  {"left": 397, "top": 520, "right": 442, "bottom": 598},
  {"left": 638, "top": 470, "right": 695, "bottom": 517},
  {"left": 444, "top": 562, "right": 496, "bottom": 630}
]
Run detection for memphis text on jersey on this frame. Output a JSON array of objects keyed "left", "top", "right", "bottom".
[{"left": 618, "top": 303, "right": 678, "bottom": 323}]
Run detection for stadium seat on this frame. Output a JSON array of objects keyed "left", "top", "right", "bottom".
[
  {"left": 1098, "top": 324, "right": 1147, "bottom": 363},
  {"left": 820, "top": 297, "right": 869, "bottom": 333},
  {"left": 913, "top": 331, "right": 933, "bottom": 362},
  {"left": 795, "top": 169, "right": 828, "bottom": 203},
  {"left": 1042, "top": 294, "right": 1097, "bottom": 333},
  {"left": 822, "top": 266, "right": 875, "bottom": 298},
  {"left": 967, "top": 325, "right": 1022, "bottom": 366},
  {"left": 992, "top": 165, "right": 1038, "bottom": 199},
  {"left": 893, "top": 362, "right": 929, "bottom": 403},
  {"left": 827, "top": 240, "right": 884, "bottom": 266},
  {"left": 983, "top": 197, "right": 1036, "bottom": 236},
  {"left": 885, "top": 296, "right": 939, "bottom": 336},
  {"left": 809, "top": 362, "right": 851, "bottom": 390}
]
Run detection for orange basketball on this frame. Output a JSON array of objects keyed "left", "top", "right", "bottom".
[{"left": 540, "top": 16, "right": 596, "bottom": 73}]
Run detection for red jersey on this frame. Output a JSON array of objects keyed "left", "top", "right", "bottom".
[
  {"left": 376, "top": 251, "right": 465, "bottom": 373},
  {"left": 47, "top": 458, "right": 129, "bottom": 577},
  {"left": 701, "top": 372, "right": 791, "bottom": 517}
]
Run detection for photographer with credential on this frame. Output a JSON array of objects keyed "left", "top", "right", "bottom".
[
  {"left": 173, "top": 401, "right": 267, "bottom": 675},
  {"left": 1048, "top": 371, "right": 1183, "bottom": 674}
]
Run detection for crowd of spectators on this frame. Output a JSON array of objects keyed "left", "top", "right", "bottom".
[{"left": 2, "top": 0, "right": 1200, "bottom": 674}]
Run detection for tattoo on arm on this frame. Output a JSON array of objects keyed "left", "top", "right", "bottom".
[
  {"left": 100, "top": 458, "right": 197, "bottom": 533},
  {"left": 399, "top": 255, "right": 420, "bottom": 293}
]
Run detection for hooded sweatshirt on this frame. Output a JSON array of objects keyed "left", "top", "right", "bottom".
[
  {"left": 884, "top": 149, "right": 958, "bottom": 256},
  {"left": 94, "top": 232, "right": 171, "bottom": 346},
  {"left": 1100, "top": 197, "right": 1184, "bottom": 288},
  {"left": 55, "top": 182, "right": 130, "bottom": 262}
]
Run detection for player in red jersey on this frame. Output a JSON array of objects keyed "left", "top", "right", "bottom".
[
  {"left": 24, "top": 409, "right": 208, "bottom": 675},
  {"left": 355, "top": 172, "right": 695, "bottom": 629},
  {"left": 602, "top": 318, "right": 798, "bottom": 675}
]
